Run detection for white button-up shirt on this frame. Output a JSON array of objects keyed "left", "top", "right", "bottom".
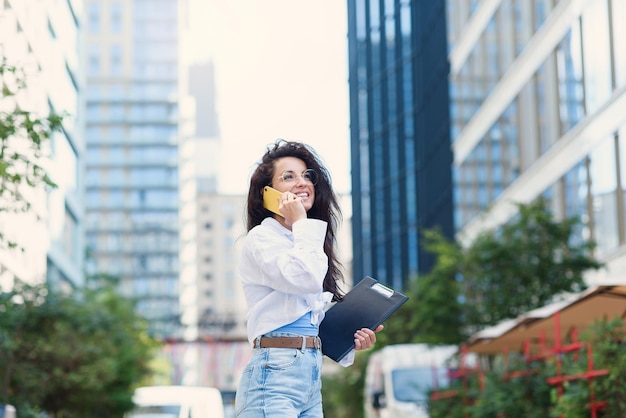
[
  {"left": 239, "top": 217, "right": 331, "bottom": 342},
  {"left": 238, "top": 217, "right": 355, "bottom": 366}
]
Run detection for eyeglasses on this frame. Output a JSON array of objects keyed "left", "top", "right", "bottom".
[{"left": 277, "top": 169, "right": 318, "bottom": 186}]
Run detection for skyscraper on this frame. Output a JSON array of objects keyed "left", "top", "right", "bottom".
[
  {"left": 347, "top": 0, "right": 454, "bottom": 290},
  {"left": 84, "top": 0, "right": 183, "bottom": 337},
  {"left": 448, "top": 0, "right": 626, "bottom": 284}
]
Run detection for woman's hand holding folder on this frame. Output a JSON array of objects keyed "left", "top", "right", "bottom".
[{"left": 354, "top": 324, "right": 384, "bottom": 350}]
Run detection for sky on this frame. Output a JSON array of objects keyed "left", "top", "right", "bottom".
[{"left": 186, "top": 1, "right": 352, "bottom": 195}]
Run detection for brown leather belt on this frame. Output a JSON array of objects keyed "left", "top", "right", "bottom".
[{"left": 254, "top": 336, "right": 321, "bottom": 349}]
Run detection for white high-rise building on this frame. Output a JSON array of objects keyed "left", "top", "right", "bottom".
[{"left": 0, "top": 0, "right": 84, "bottom": 290}]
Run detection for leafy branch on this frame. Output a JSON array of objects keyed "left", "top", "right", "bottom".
[{"left": 0, "top": 58, "right": 64, "bottom": 250}]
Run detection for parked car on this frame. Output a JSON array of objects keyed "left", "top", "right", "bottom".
[{"left": 125, "top": 385, "right": 224, "bottom": 418}]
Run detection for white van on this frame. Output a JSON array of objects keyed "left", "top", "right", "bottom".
[
  {"left": 0, "top": 404, "right": 16, "bottom": 418},
  {"left": 363, "top": 344, "right": 462, "bottom": 418},
  {"left": 126, "top": 386, "right": 224, "bottom": 418}
]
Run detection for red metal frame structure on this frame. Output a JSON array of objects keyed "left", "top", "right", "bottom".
[
  {"left": 544, "top": 312, "right": 609, "bottom": 418},
  {"left": 429, "top": 311, "right": 610, "bottom": 417},
  {"left": 429, "top": 346, "right": 482, "bottom": 418}
]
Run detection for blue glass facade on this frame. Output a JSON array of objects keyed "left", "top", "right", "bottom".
[{"left": 348, "top": 0, "right": 454, "bottom": 290}]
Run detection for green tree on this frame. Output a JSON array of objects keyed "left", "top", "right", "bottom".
[
  {"left": 391, "top": 199, "right": 602, "bottom": 344},
  {"left": 411, "top": 228, "right": 465, "bottom": 344},
  {"left": 461, "top": 199, "right": 601, "bottom": 328},
  {"left": 373, "top": 228, "right": 466, "bottom": 347},
  {"left": 0, "top": 59, "right": 63, "bottom": 250},
  {"left": 0, "top": 281, "right": 159, "bottom": 417}
]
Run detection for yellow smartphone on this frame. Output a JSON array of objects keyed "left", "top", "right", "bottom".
[{"left": 263, "top": 186, "right": 284, "bottom": 217}]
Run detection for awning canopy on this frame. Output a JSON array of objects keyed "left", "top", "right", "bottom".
[{"left": 464, "top": 285, "right": 626, "bottom": 354}]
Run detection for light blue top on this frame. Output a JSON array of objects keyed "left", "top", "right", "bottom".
[{"left": 273, "top": 311, "right": 318, "bottom": 336}]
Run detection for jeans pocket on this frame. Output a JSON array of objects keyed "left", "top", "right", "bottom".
[{"left": 265, "top": 348, "right": 301, "bottom": 370}]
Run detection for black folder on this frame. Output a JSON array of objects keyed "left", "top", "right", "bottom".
[{"left": 318, "top": 276, "right": 408, "bottom": 362}]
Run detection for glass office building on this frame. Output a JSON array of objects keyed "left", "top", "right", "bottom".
[
  {"left": 448, "top": 0, "right": 626, "bottom": 284},
  {"left": 347, "top": 0, "right": 454, "bottom": 290},
  {"left": 84, "top": 0, "right": 182, "bottom": 337}
]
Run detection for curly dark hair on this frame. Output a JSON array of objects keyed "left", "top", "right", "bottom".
[{"left": 246, "top": 139, "right": 344, "bottom": 300}]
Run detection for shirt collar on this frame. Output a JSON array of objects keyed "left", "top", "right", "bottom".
[{"left": 261, "top": 217, "right": 293, "bottom": 240}]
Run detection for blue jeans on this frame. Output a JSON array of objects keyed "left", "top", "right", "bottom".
[{"left": 235, "top": 332, "right": 323, "bottom": 417}]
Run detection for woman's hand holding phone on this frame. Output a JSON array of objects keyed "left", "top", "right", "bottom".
[
  {"left": 263, "top": 186, "right": 306, "bottom": 227},
  {"left": 279, "top": 191, "right": 307, "bottom": 225}
]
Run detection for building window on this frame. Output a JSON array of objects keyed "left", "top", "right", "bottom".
[
  {"left": 63, "top": 208, "right": 78, "bottom": 262},
  {"left": 110, "top": 43, "right": 122, "bottom": 75},
  {"left": 111, "top": 2, "right": 123, "bottom": 33},
  {"left": 589, "top": 136, "right": 619, "bottom": 256},
  {"left": 88, "top": 44, "right": 101, "bottom": 75},
  {"left": 88, "top": 2, "right": 100, "bottom": 33}
]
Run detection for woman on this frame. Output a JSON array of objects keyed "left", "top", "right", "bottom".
[{"left": 235, "top": 139, "right": 382, "bottom": 417}]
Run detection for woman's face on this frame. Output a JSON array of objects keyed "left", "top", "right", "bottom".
[{"left": 271, "top": 156, "right": 316, "bottom": 212}]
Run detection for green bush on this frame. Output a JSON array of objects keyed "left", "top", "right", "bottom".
[
  {"left": 428, "top": 317, "right": 626, "bottom": 417},
  {"left": 472, "top": 355, "right": 552, "bottom": 417},
  {"left": 581, "top": 317, "right": 626, "bottom": 417}
]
